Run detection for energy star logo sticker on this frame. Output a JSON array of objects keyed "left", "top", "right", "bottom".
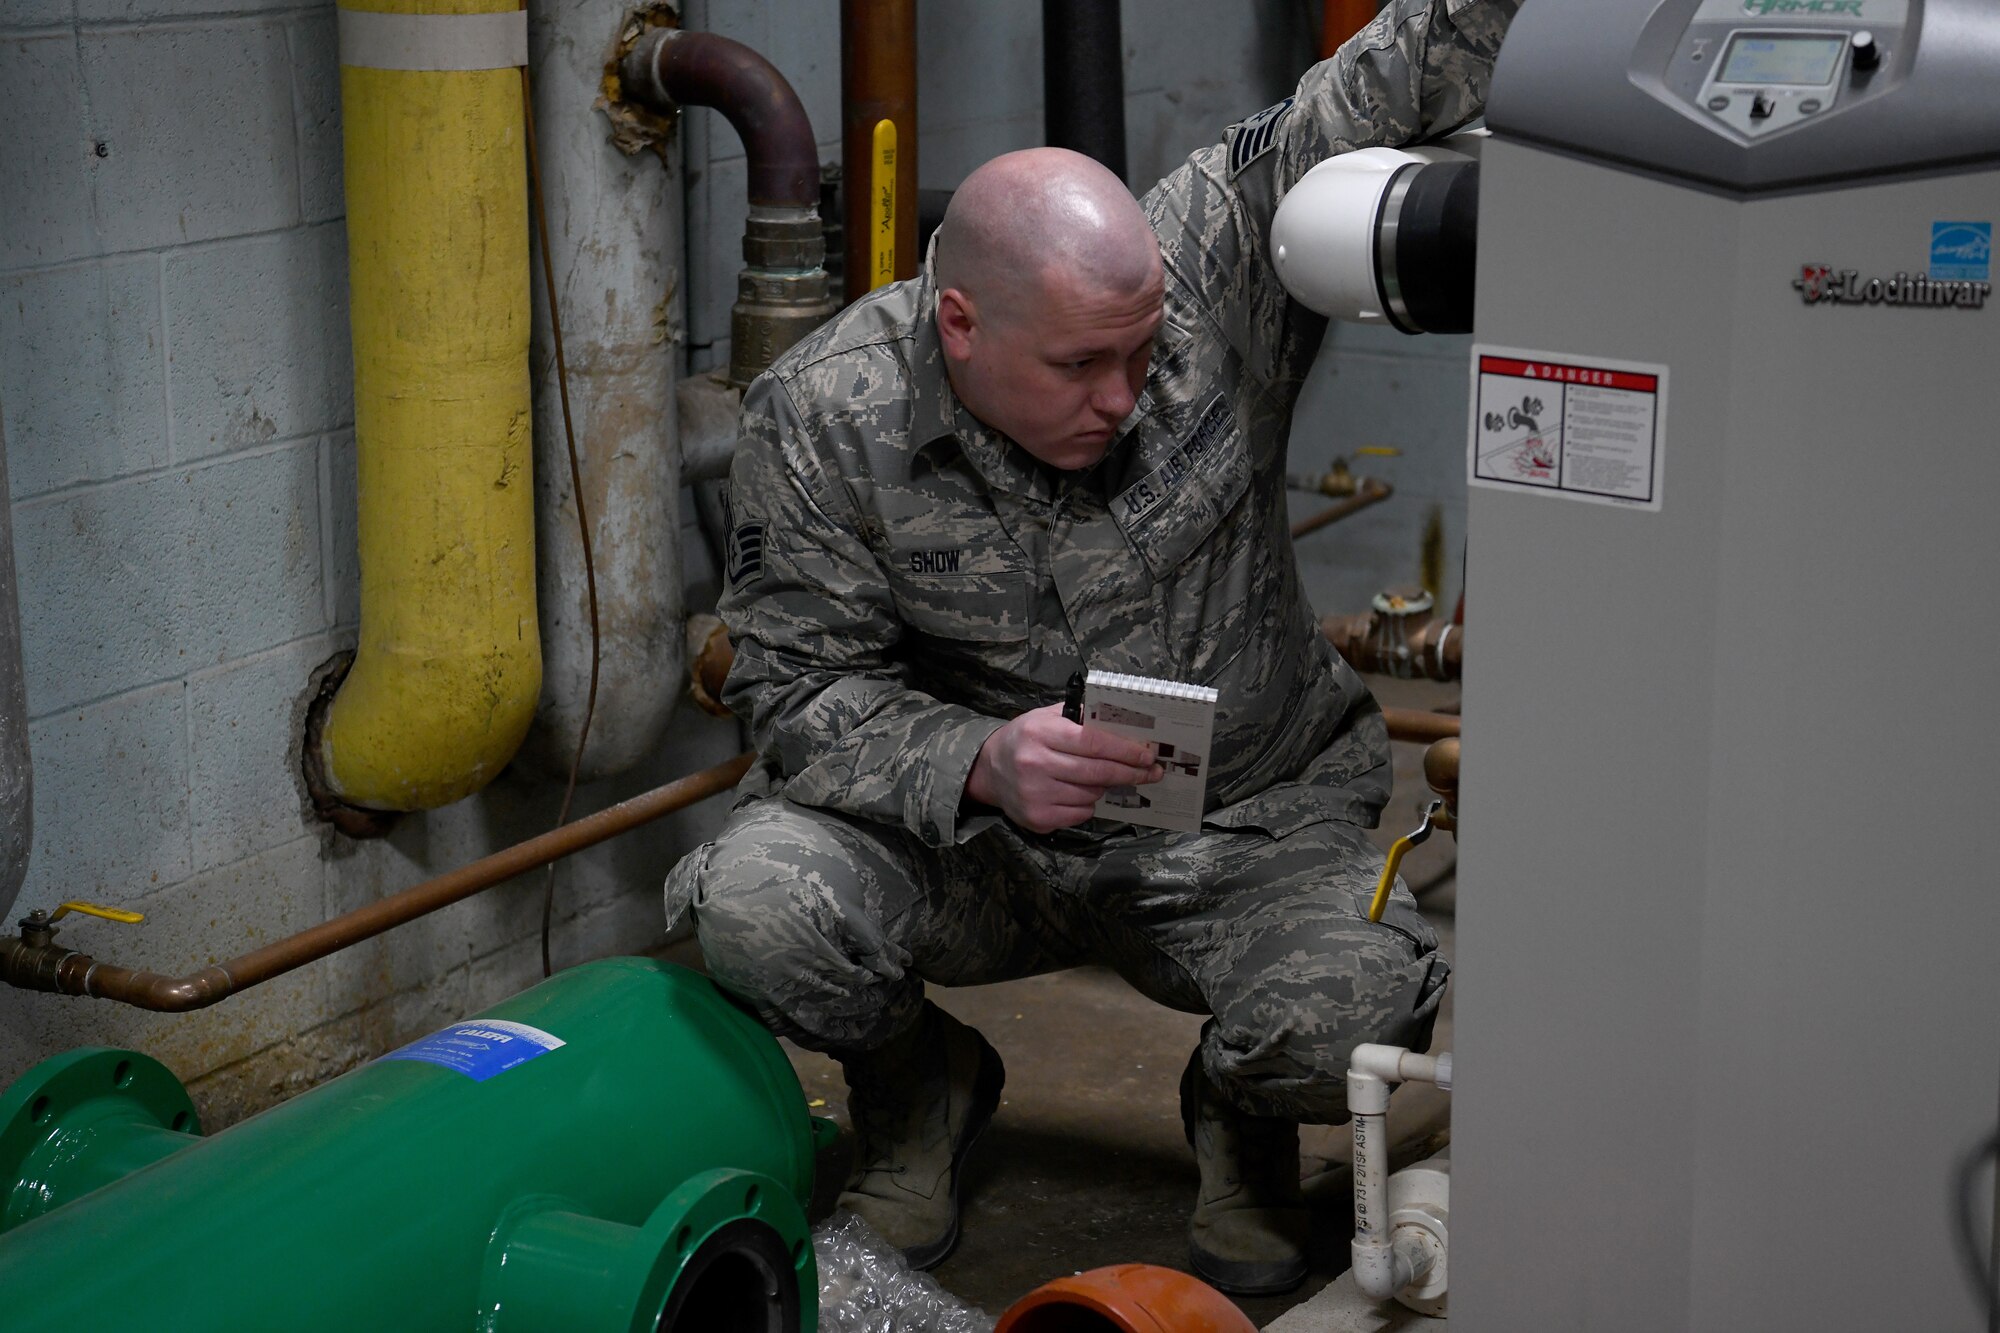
[{"left": 1931, "top": 222, "right": 1992, "bottom": 282}]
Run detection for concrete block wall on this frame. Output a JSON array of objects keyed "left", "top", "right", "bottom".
[
  {"left": 0, "top": 0, "right": 742, "bottom": 1126},
  {"left": 0, "top": 0, "right": 1468, "bottom": 1126}
]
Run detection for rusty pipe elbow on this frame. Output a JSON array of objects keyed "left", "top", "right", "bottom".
[{"left": 621, "top": 30, "right": 820, "bottom": 208}]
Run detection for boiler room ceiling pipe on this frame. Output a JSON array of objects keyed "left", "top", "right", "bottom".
[
  {"left": 307, "top": 0, "right": 540, "bottom": 818},
  {"left": 841, "top": 0, "right": 918, "bottom": 295},
  {"left": 516, "top": 3, "right": 687, "bottom": 781},
  {"left": 0, "top": 409, "right": 31, "bottom": 921},
  {"left": 1042, "top": 0, "right": 1127, "bottom": 182}
]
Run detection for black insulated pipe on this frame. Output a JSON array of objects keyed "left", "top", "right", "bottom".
[
  {"left": 1381, "top": 160, "right": 1480, "bottom": 335},
  {"left": 1042, "top": 0, "right": 1127, "bottom": 181},
  {"left": 621, "top": 29, "right": 820, "bottom": 208}
]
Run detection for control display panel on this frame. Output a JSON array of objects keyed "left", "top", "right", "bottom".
[
  {"left": 1718, "top": 33, "right": 1846, "bottom": 85},
  {"left": 1650, "top": 0, "right": 1916, "bottom": 143}
]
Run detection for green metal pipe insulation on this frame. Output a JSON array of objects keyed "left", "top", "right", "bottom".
[{"left": 0, "top": 958, "right": 822, "bottom": 1331}]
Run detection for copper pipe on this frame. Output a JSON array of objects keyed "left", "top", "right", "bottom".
[
  {"left": 841, "top": 0, "right": 918, "bottom": 291},
  {"left": 1382, "top": 708, "right": 1460, "bottom": 744},
  {"left": 1321, "top": 0, "right": 1381, "bottom": 58},
  {"left": 1290, "top": 476, "right": 1392, "bottom": 539},
  {"left": 0, "top": 754, "right": 754, "bottom": 1012}
]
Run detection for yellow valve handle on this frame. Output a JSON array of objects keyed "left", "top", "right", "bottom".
[
  {"left": 1355, "top": 446, "right": 1402, "bottom": 457},
  {"left": 868, "top": 118, "right": 898, "bottom": 294},
  {"left": 1368, "top": 801, "right": 1441, "bottom": 923},
  {"left": 50, "top": 900, "right": 145, "bottom": 925}
]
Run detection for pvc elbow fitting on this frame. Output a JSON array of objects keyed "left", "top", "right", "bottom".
[{"left": 1351, "top": 1236, "right": 1401, "bottom": 1301}]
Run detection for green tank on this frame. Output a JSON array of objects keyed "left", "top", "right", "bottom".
[{"left": 0, "top": 957, "right": 821, "bottom": 1331}]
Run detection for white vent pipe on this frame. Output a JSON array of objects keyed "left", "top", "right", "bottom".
[{"left": 1348, "top": 1043, "right": 1453, "bottom": 1310}]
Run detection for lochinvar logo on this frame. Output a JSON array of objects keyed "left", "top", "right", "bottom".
[{"left": 1742, "top": 0, "right": 1862, "bottom": 14}]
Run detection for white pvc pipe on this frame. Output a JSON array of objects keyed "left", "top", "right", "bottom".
[{"left": 1347, "top": 1043, "right": 1452, "bottom": 1303}]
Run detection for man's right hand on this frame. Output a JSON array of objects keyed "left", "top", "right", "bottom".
[{"left": 965, "top": 704, "right": 1165, "bottom": 834}]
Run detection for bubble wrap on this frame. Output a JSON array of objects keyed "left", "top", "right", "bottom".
[{"left": 812, "top": 1210, "right": 997, "bottom": 1333}]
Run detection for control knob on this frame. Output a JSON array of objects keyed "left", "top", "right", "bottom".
[{"left": 1851, "top": 30, "right": 1880, "bottom": 71}]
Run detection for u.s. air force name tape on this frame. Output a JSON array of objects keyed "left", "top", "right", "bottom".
[{"left": 337, "top": 7, "right": 528, "bottom": 72}]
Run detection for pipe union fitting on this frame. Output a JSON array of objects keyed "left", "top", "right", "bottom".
[
  {"left": 730, "top": 269, "right": 836, "bottom": 387},
  {"left": 742, "top": 209, "right": 827, "bottom": 271}
]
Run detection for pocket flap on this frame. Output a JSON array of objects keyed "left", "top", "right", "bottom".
[{"left": 892, "top": 568, "right": 1033, "bottom": 643}]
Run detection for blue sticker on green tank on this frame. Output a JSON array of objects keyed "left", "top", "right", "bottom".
[{"left": 378, "top": 1019, "right": 566, "bottom": 1082}]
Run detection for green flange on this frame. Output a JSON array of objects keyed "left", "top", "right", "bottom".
[
  {"left": 479, "top": 1168, "right": 813, "bottom": 1333},
  {"left": 0, "top": 1047, "right": 200, "bottom": 1234}
]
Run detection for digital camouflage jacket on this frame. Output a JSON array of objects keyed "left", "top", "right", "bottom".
[{"left": 719, "top": 0, "right": 1518, "bottom": 849}]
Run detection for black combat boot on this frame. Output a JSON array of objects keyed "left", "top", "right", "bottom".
[
  {"left": 1180, "top": 1050, "right": 1310, "bottom": 1295},
  {"left": 835, "top": 1003, "right": 1005, "bottom": 1269}
]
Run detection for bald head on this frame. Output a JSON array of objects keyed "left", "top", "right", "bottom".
[{"left": 935, "top": 148, "right": 1160, "bottom": 325}]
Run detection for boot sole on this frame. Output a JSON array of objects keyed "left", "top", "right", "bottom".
[{"left": 901, "top": 1034, "right": 1006, "bottom": 1271}]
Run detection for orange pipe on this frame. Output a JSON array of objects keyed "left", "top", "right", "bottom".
[
  {"left": 841, "top": 0, "right": 918, "bottom": 293},
  {"left": 1321, "top": 0, "right": 1380, "bottom": 58},
  {"left": 997, "top": 1264, "right": 1255, "bottom": 1332}
]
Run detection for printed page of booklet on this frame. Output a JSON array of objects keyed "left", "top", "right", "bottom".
[{"left": 1081, "top": 669, "right": 1219, "bottom": 833}]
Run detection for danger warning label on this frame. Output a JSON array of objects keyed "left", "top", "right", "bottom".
[{"left": 1468, "top": 347, "right": 1668, "bottom": 511}]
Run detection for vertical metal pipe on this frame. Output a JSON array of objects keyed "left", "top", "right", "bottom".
[
  {"left": 518, "top": 4, "right": 686, "bottom": 782},
  {"left": 317, "top": 0, "right": 540, "bottom": 813},
  {"left": 1041, "top": 0, "right": 1126, "bottom": 181},
  {"left": 1321, "top": 0, "right": 1382, "bottom": 58},
  {"left": 841, "top": 0, "right": 919, "bottom": 294},
  {"left": 0, "top": 409, "right": 30, "bottom": 920}
]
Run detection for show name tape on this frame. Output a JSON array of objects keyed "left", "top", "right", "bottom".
[{"left": 337, "top": 8, "right": 528, "bottom": 71}]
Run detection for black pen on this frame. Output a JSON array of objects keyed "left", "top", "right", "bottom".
[{"left": 1062, "top": 670, "right": 1086, "bottom": 723}]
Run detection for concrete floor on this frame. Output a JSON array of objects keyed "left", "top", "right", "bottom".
[{"left": 674, "top": 678, "right": 1460, "bottom": 1328}]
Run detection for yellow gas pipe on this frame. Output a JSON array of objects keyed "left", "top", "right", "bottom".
[{"left": 319, "top": 0, "right": 540, "bottom": 811}]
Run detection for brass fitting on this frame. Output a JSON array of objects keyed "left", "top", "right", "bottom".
[
  {"left": 731, "top": 207, "right": 837, "bottom": 387},
  {"left": 1321, "top": 587, "right": 1463, "bottom": 681}
]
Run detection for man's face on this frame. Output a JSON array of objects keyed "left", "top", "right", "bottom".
[{"left": 940, "top": 260, "right": 1165, "bottom": 471}]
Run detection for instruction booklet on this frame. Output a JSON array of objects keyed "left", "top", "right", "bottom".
[{"left": 1082, "top": 669, "right": 1218, "bottom": 833}]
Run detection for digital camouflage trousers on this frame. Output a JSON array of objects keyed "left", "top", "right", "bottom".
[{"left": 664, "top": 796, "right": 1448, "bottom": 1123}]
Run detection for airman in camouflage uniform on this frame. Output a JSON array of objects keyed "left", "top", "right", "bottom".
[{"left": 666, "top": 0, "right": 1517, "bottom": 1291}]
